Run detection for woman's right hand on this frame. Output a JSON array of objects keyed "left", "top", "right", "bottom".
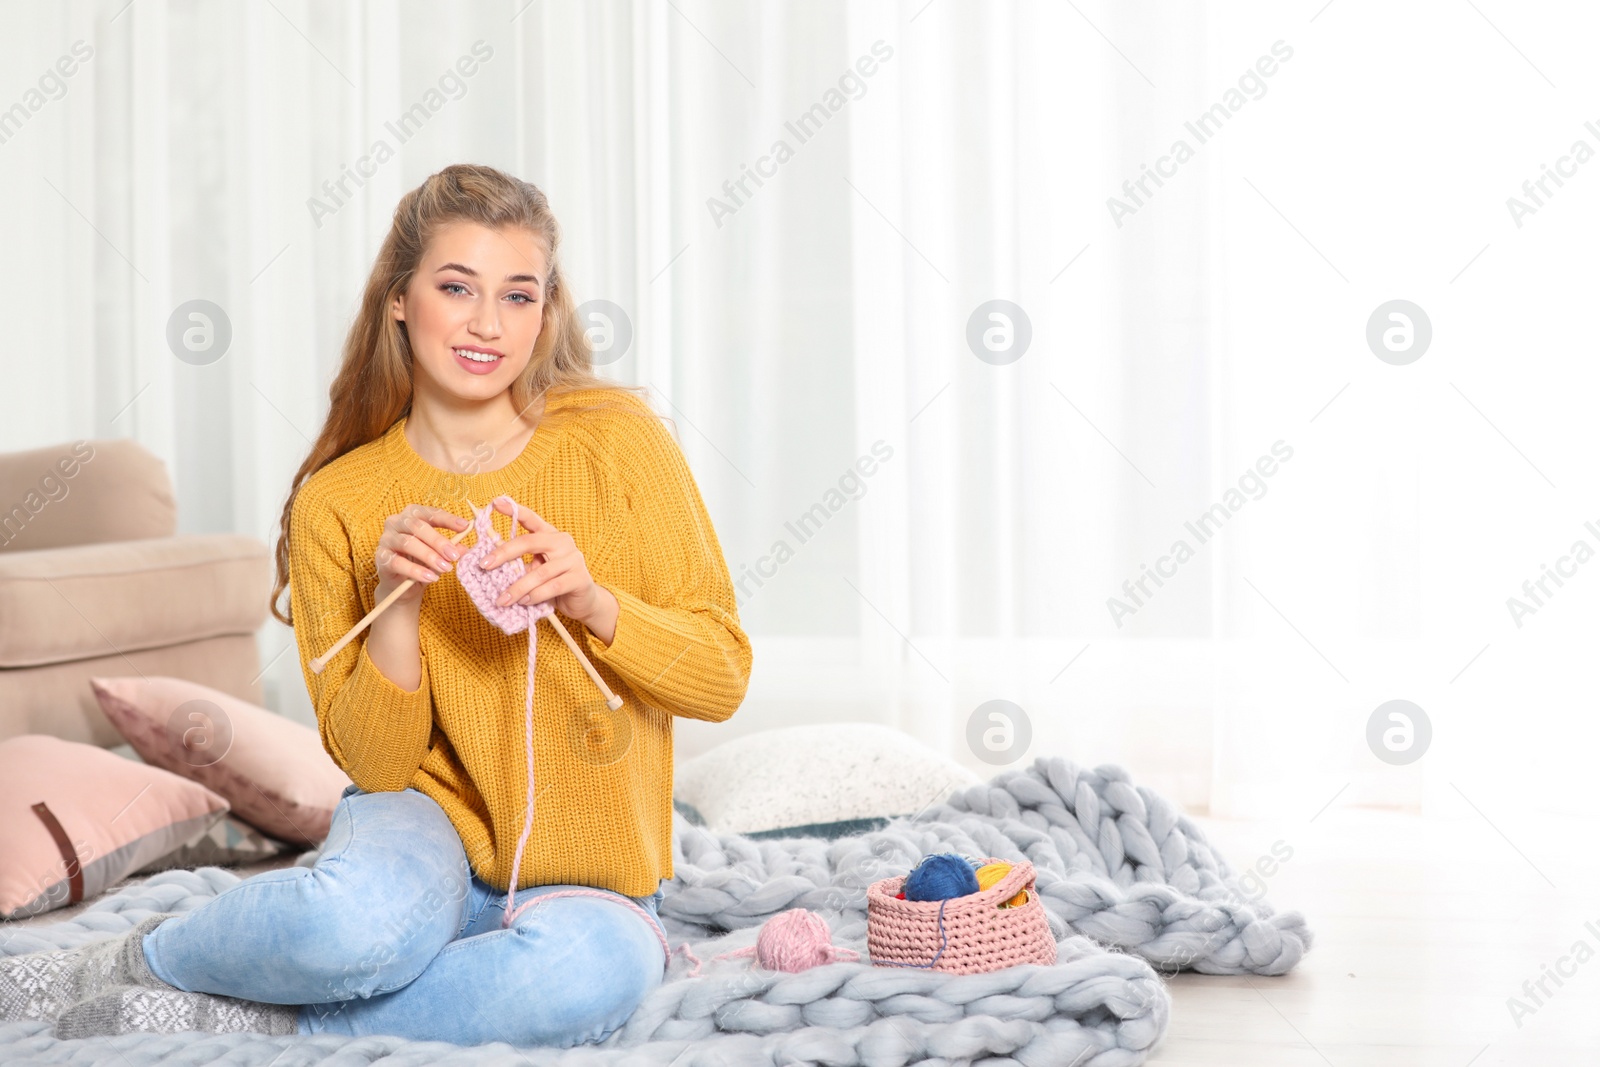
[{"left": 374, "top": 504, "right": 470, "bottom": 607}]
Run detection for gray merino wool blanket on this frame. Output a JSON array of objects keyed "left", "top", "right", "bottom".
[{"left": 0, "top": 755, "right": 1312, "bottom": 1066}]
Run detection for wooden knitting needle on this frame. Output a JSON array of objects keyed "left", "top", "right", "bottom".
[
  {"left": 309, "top": 508, "right": 626, "bottom": 712},
  {"left": 545, "top": 614, "right": 624, "bottom": 711},
  {"left": 309, "top": 518, "right": 477, "bottom": 674}
]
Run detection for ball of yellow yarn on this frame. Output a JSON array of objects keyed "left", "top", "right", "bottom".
[{"left": 973, "top": 861, "right": 1028, "bottom": 908}]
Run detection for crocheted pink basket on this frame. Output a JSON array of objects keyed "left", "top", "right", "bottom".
[{"left": 866, "top": 857, "right": 1057, "bottom": 975}]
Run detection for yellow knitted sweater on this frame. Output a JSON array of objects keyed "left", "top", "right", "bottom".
[{"left": 288, "top": 387, "right": 752, "bottom": 898}]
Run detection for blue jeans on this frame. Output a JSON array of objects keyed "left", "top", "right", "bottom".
[{"left": 140, "top": 783, "right": 667, "bottom": 1048}]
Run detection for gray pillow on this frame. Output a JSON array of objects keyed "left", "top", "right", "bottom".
[{"left": 673, "top": 723, "right": 983, "bottom": 840}]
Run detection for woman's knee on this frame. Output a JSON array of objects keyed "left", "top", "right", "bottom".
[
  {"left": 284, "top": 791, "right": 472, "bottom": 999},
  {"left": 504, "top": 899, "right": 665, "bottom": 1045},
  {"left": 321, "top": 786, "right": 461, "bottom": 864}
]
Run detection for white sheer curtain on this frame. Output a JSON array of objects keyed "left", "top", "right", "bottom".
[{"left": 6, "top": 0, "right": 1595, "bottom": 821}]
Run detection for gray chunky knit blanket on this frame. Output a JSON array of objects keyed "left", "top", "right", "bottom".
[{"left": 0, "top": 755, "right": 1311, "bottom": 1066}]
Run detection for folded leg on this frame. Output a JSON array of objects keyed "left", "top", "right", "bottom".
[
  {"left": 301, "top": 880, "right": 667, "bottom": 1048},
  {"left": 141, "top": 785, "right": 473, "bottom": 1009}
]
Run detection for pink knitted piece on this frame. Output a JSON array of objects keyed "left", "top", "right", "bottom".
[
  {"left": 453, "top": 495, "right": 673, "bottom": 971},
  {"left": 454, "top": 495, "right": 558, "bottom": 635}
]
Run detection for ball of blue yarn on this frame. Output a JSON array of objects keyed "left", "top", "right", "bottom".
[{"left": 902, "top": 853, "right": 980, "bottom": 901}]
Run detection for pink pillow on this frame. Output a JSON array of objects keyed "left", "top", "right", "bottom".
[
  {"left": 89, "top": 676, "right": 352, "bottom": 846},
  {"left": 0, "top": 735, "right": 229, "bottom": 920}
]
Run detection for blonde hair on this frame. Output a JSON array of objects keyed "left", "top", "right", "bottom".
[{"left": 269, "top": 163, "right": 655, "bottom": 627}]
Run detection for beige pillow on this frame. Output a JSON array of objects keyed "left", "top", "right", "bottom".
[
  {"left": 89, "top": 676, "right": 351, "bottom": 846},
  {"left": 0, "top": 735, "right": 229, "bottom": 920},
  {"left": 674, "top": 723, "right": 984, "bottom": 838}
]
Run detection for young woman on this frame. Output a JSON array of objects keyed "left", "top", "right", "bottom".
[{"left": 2, "top": 164, "right": 752, "bottom": 1048}]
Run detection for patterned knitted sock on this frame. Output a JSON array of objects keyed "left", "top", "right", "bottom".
[
  {"left": 0, "top": 913, "right": 176, "bottom": 1024},
  {"left": 53, "top": 984, "right": 300, "bottom": 1039}
]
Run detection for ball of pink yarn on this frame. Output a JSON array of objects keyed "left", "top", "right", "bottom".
[{"left": 713, "top": 907, "right": 861, "bottom": 973}]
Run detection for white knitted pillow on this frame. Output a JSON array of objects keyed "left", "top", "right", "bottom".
[{"left": 672, "top": 723, "right": 983, "bottom": 839}]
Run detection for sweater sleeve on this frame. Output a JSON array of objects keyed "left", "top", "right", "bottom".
[
  {"left": 581, "top": 406, "right": 753, "bottom": 723},
  {"left": 289, "top": 477, "right": 433, "bottom": 792}
]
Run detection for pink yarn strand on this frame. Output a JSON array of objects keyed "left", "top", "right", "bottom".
[
  {"left": 456, "top": 496, "right": 678, "bottom": 974},
  {"left": 501, "top": 603, "right": 539, "bottom": 930}
]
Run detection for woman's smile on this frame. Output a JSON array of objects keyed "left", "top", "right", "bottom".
[{"left": 453, "top": 345, "right": 505, "bottom": 374}]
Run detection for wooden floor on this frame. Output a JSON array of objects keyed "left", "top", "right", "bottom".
[{"left": 1161, "top": 806, "right": 1599, "bottom": 1066}]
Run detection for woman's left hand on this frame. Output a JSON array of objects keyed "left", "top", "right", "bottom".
[{"left": 480, "top": 498, "right": 602, "bottom": 622}]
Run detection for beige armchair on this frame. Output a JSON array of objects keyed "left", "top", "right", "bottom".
[{"left": 0, "top": 437, "right": 271, "bottom": 747}]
